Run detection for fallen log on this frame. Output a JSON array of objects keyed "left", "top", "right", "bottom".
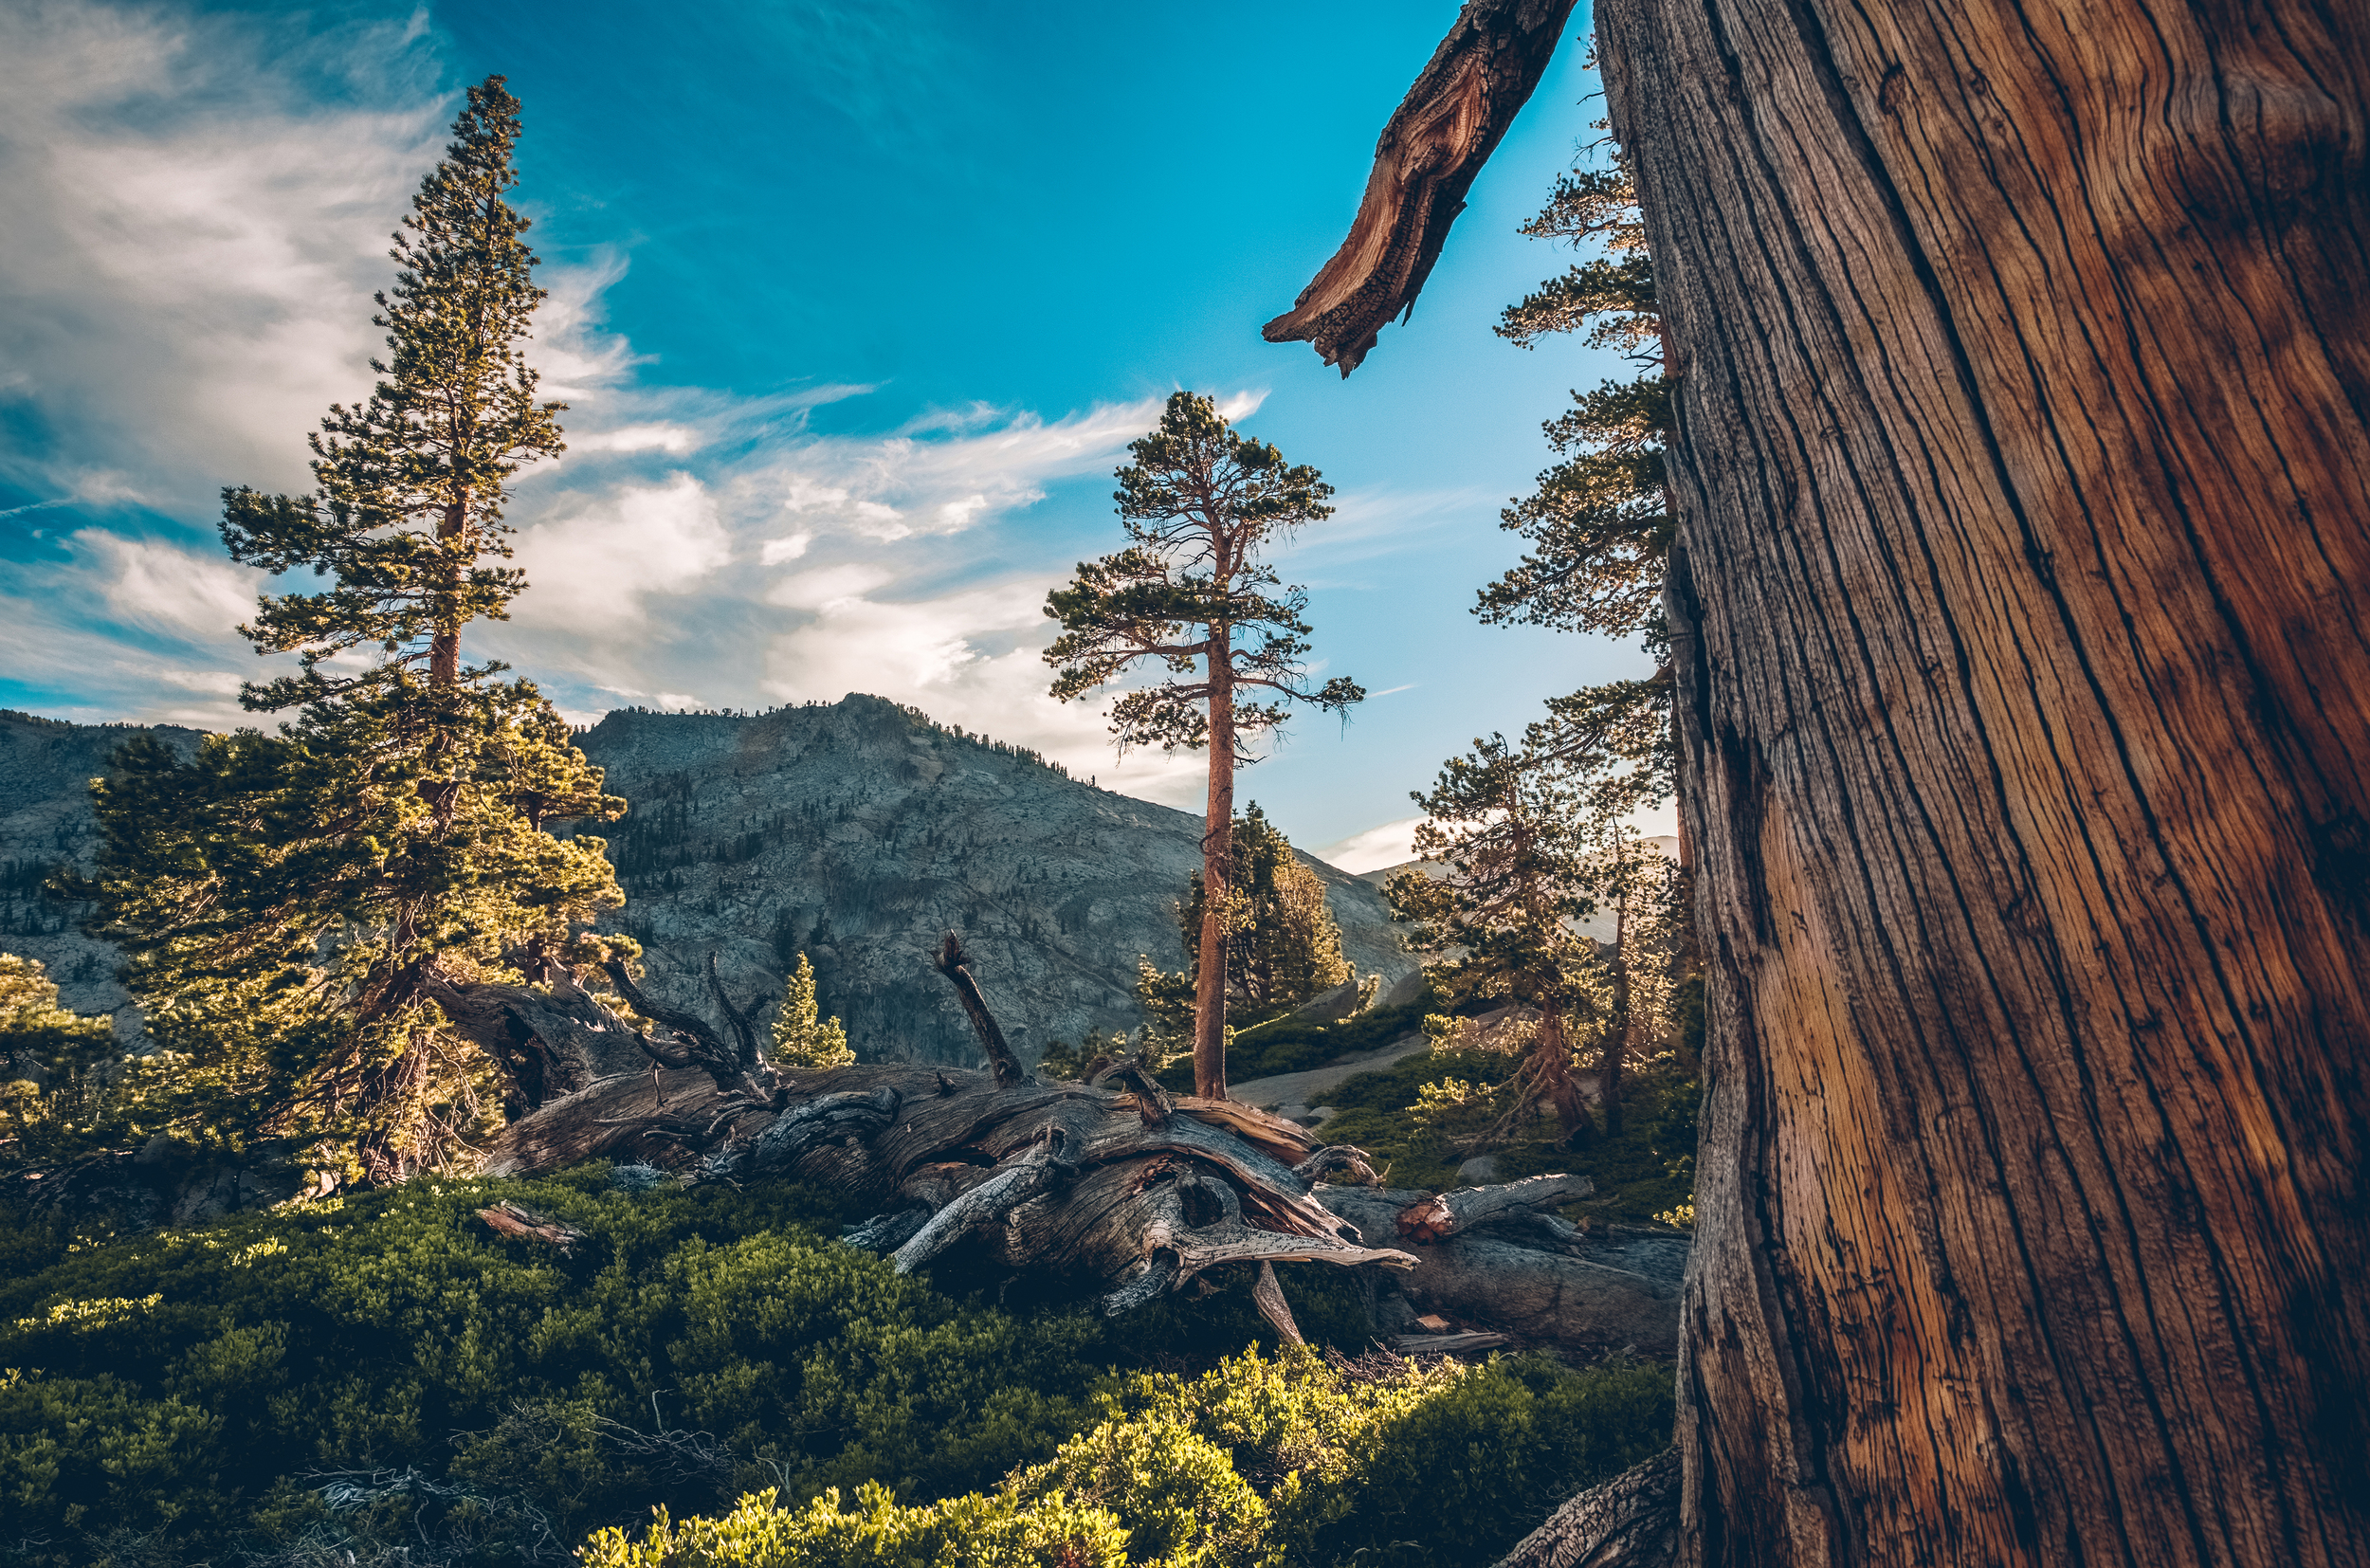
[
  {"left": 477, "top": 1200, "right": 590, "bottom": 1253},
  {"left": 1322, "top": 1183, "right": 1686, "bottom": 1353},
  {"left": 477, "top": 1061, "right": 1418, "bottom": 1322},
  {"left": 463, "top": 940, "right": 1679, "bottom": 1347},
  {"left": 1395, "top": 1172, "right": 1596, "bottom": 1244}
]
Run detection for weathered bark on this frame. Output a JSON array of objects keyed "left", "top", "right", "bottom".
[
  {"left": 1599, "top": 880, "right": 1629, "bottom": 1138},
  {"left": 419, "top": 970, "right": 638, "bottom": 1110},
  {"left": 1284, "top": 0, "right": 2370, "bottom": 1559},
  {"left": 1194, "top": 660, "right": 1237, "bottom": 1101},
  {"left": 1497, "top": 1448, "right": 1683, "bottom": 1568},
  {"left": 1323, "top": 1184, "right": 1686, "bottom": 1353},
  {"left": 1394, "top": 1171, "right": 1597, "bottom": 1243},
  {"left": 1262, "top": 0, "right": 1581, "bottom": 374},
  {"left": 1535, "top": 1006, "right": 1596, "bottom": 1146},
  {"left": 1587, "top": 0, "right": 2370, "bottom": 1558},
  {"left": 934, "top": 932, "right": 1031, "bottom": 1089},
  {"left": 479, "top": 1062, "right": 1419, "bottom": 1307}
]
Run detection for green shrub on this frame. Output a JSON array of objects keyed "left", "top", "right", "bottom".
[
  {"left": 0, "top": 1169, "right": 1105, "bottom": 1565},
  {"left": 589, "top": 1346, "right": 1674, "bottom": 1568},
  {"left": 0, "top": 1168, "right": 1675, "bottom": 1566},
  {"left": 581, "top": 1483, "right": 1133, "bottom": 1568}
]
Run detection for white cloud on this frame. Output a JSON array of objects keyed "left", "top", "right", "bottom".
[
  {"left": 1314, "top": 817, "right": 1426, "bottom": 874},
  {"left": 507, "top": 473, "right": 733, "bottom": 632},
  {"left": 82, "top": 530, "right": 260, "bottom": 640},
  {"left": 572, "top": 423, "right": 702, "bottom": 456},
  {"left": 0, "top": 3, "right": 450, "bottom": 509}
]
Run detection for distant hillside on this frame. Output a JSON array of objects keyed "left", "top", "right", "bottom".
[
  {"left": 571, "top": 695, "right": 1414, "bottom": 1067},
  {"left": 0, "top": 698, "right": 1413, "bottom": 1067},
  {"left": 0, "top": 710, "right": 203, "bottom": 1035}
]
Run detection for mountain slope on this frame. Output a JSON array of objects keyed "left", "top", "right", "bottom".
[
  {"left": 575, "top": 695, "right": 1414, "bottom": 1067},
  {"left": 0, "top": 711, "right": 203, "bottom": 1032}
]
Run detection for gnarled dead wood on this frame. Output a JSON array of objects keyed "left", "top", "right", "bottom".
[
  {"left": 1396, "top": 1172, "right": 1595, "bottom": 1243},
  {"left": 478, "top": 1062, "right": 1413, "bottom": 1318},
  {"left": 1494, "top": 1447, "right": 1681, "bottom": 1568},
  {"left": 1322, "top": 1182, "right": 1685, "bottom": 1352},
  {"left": 933, "top": 932, "right": 1030, "bottom": 1089},
  {"left": 1262, "top": 0, "right": 1579, "bottom": 374},
  {"left": 420, "top": 971, "right": 647, "bottom": 1110},
  {"left": 477, "top": 1200, "right": 589, "bottom": 1253}
]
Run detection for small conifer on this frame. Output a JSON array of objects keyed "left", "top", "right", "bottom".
[{"left": 770, "top": 953, "right": 853, "bottom": 1068}]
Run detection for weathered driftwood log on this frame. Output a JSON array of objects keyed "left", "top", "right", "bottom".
[
  {"left": 1494, "top": 1448, "right": 1682, "bottom": 1568},
  {"left": 458, "top": 943, "right": 1671, "bottom": 1344},
  {"left": 1321, "top": 1183, "right": 1686, "bottom": 1353},
  {"left": 1394, "top": 1172, "right": 1596, "bottom": 1243},
  {"left": 476, "top": 1200, "right": 590, "bottom": 1254}
]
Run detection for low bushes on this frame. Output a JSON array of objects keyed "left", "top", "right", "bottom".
[
  {"left": 0, "top": 1170, "right": 1099, "bottom": 1565},
  {"left": 0, "top": 1166, "right": 1673, "bottom": 1567},
  {"left": 586, "top": 1346, "right": 1673, "bottom": 1568}
]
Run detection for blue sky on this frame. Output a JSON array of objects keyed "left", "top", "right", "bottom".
[{"left": 0, "top": 0, "right": 1663, "bottom": 866}]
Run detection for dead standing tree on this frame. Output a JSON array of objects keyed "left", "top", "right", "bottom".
[{"left": 1271, "top": 1, "right": 2370, "bottom": 1566}]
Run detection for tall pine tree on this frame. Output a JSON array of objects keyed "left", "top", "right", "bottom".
[
  {"left": 1045, "top": 392, "right": 1363, "bottom": 1099},
  {"left": 81, "top": 78, "right": 627, "bottom": 1185}
]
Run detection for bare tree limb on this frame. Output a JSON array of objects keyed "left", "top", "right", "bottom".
[
  {"left": 933, "top": 932, "right": 1030, "bottom": 1090},
  {"left": 1262, "top": 0, "right": 1580, "bottom": 375}
]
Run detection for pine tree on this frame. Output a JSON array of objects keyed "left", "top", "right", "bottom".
[
  {"left": 1391, "top": 680, "right": 1684, "bottom": 1147},
  {"left": 769, "top": 953, "right": 852, "bottom": 1069},
  {"left": 1046, "top": 392, "right": 1363, "bottom": 1100},
  {"left": 79, "top": 79, "right": 628, "bottom": 1184},
  {"left": 1482, "top": 117, "right": 1671, "bottom": 647}
]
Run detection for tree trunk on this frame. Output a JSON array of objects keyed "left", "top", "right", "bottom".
[
  {"left": 430, "top": 499, "right": 465, "bottom": 686},
  {"left": 1194, "top": 657, "right": 1237, "bottom": 1100},
  {"left": 1585, "top": 0, "right": 2370, "bottom": 1561},
  {"left": 1534, "top": 1004, "right": 1595, "bottom": 1148},
  {"left": 1600, "top": 880, "right": 1630, "bottom": 1138}
]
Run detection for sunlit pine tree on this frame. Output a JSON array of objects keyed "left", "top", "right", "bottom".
[
  {"left": 81, "top": 78, "right": 628, "bottom": 1184},
  {"left": 1045, "top": 392, "right": 1363, "bottom": 1099}
]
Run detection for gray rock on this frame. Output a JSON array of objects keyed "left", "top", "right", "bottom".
[
  {"left": 1456, "top": 1155, "right": 1501, "bottom": 1185},
  {"left": 1293, "top": 977, "right": 1366, "bottom": 1023},
  {"left": 1378, "top": 968, "right": 1431, "bottom": 1011}
]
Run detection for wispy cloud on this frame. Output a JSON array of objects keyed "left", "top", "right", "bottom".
[{"left": 0, "top": 2, "right": 449, "bottom": 512}]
